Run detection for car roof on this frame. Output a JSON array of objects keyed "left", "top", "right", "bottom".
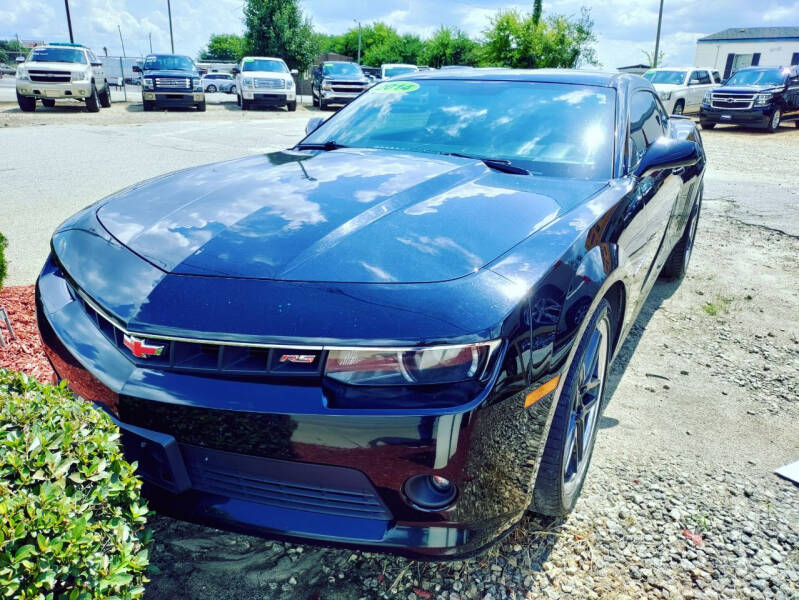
[
  {"left": 400, "top": 68, "right": 627, "bottom": 88},
  {"left": 243, "top": 56, "right": 285, "bottom": 61}
]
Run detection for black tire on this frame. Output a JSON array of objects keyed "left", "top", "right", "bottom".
[
  {"left": 320, "top": 98, "right": 327, "bottom": 111},
  {"left": 17, "top": 92, "right": 35, "bottom": 112},
  {"left": 287, "top": 100, "right": 297, "bottom": 112},
  {"left": 236, "top": 93, "right": 241, "bottom": 106},
  {"left": 700, "top": 122, "right": 715, "bottom": 130},
  {"left": 312, "top": 91, "right": 318, "bottom": 107},
  {"left": 142, "top": 100, "right": 155, "bottom": 112},
  {"left": 230, "top": 85, "right": 237, "bottom": 95},
  {"left": 794, "top": 119, "right": 799, "bottom": 128},
  {"left": 766, "top": 109, "right": 781, "bottom": 133},
  {"left": 196, "top": 101, "right": 206, "bottom": 112},
  {"left": 532, "top": 299, "right": 612, "bottom": 516},
  {"left": 241, "top": 99, "right": 251, "bottom": 110},
  {"left": 206, "top": 84, "right": 217, "bottom": 93},
  {"left": 85, "top": 85, "right": 100, "bottom": 112},
  {"left": 41, "top": 99, "right": 56, "bottom": 108},
  {"left": 99, "top": 83, "right": 111, "bottom": 107},
  {"left": 672, "top": 100, "right": 684, "bottom": 115},
  {"left": 661, "top": 188, "right": 702, "bottom": 280}
]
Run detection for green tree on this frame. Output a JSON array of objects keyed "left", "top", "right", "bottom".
[
  {"left": 481, "top": 7, "right": 597, "bottom": 69},
  {"left": 243, "top": 0, "right": 318, "bottom": 71},
  {"left": 421, "top": 27, "right": 479, "bottom": 68},
  {"left": 199, "top": 34, "right": 246, "bottom": 61}
]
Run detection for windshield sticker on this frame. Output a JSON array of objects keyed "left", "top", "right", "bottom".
[
  {"left": 374, "top": 81, "right": 420, "bottom": 93},
  {"left": 244, "top": 58, "right": 254, "bottom": 62}
]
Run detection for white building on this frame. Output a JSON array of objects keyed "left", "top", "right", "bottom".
[{"left": 694, "top": 26, "right": 799, "bottom": 79}]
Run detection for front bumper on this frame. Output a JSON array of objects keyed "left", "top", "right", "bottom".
[
  {"left": 143, "top": 91, "right": 204, "bottom": 107},
  {"left": 321, "top": 91, "right": 362, "bottom": 105},
  {"left": 699, "top": 104, "right": 773, "bottom": 127},
  {"left": 242, "top": 90, "right": 295, "bottom": 105},
  {"left": 17, "top": 80, "right": 92, "bottom": 100},
  {"left": 35, "top": 256, "right": 558, "bottom": 558}
]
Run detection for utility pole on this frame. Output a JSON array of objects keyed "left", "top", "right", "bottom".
[
  {"left": 149, "top": 32, "right": 153, "bottom": 53},
  {"left": 117, "top": 25, "right": 126, "bottom": 58},
  {"left": 167, "top": 0, "right": 175, "bottom": 53},
  {"left": 653, "top": 0, "right": 664, "bottom": 68},
  {"left": 354, "top": 20, "right": 361, "bottom": 64},
  {"left": 64, "top": 0, "right": 74, "bottom": 43}
]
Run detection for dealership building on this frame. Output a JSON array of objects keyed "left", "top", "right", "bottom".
[{"left": 695, "top": 26, "right": 799, "bottom": 78}]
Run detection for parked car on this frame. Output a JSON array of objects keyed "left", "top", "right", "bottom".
[
  {"left": 15, "top": 42, "right": 111, "bottom": 112},
  {"left": 202, "top": 73, "right": 236, "bottom": 94},
  {"left": 360, "top": 65, "right": 381, "bottom": 86},
  {"left": 133, "top": 54, "right": 205, "bottom": 111},
  {"left": 700, "top": 66, "right": 799, "bottom": 132},
  {"left": 381, "top": 63, "right": 419, "bottom": 79},
  {"left": 233, "top": 56, "right": 297, "bottom": 111},
  {"left": 642, "top": 67, "right": 720, "bottom": 115},
  {"left": 37, "top": 69, "right": 705, "bottom": 559},
  {"left": 311, "top": 61, "right": 369, "bottom": 109}
]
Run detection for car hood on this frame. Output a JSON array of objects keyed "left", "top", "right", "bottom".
[
  {"left": 713, "top": 85, "right": 780, "bottom": 94},
  {"left": 24, "top": 61, "right": 82, "bottom": 71},
  {"left": 241, "top": 71, "right": 292, "bottom": 78},
  {"left": 96, "top": 149, "right": 605, "bottom": 284},
  {"left": 651, "top": 83, "right": 684, "bottom": 92}
]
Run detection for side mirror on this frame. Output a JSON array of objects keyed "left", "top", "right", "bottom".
[
  {"left": 132, "top": 65, "right": 141, "bottom": 73},
  {"left": 290, "top": 69, "right": 298, "bottom": 76},
  {"left": 16, "top": 56, "right": 25, "bottom": 63},
  {"left": 91, "top": 61, "right": 103, "bottom": 67},
  {"left": 634, "top": 138, "right": 701, "bottom": 179},
  {"left": 305, "top": 117, "right": 325, "bottom": 135},
  {"left": 231, "top": 67, "right": 240, "bottom": 75}
]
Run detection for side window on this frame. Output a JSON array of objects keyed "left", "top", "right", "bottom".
[
  {"left": 712, "top": 71, "right": 722, "bottom": 84},
  {"left": 629, "top": 91, "right": 663, "bottom": 169},
  {"left": 688, "top": 71, "right": 701, "bottom": 85},
  {"left": 698, "top": 70, "right": 711, "bottom": 84}
]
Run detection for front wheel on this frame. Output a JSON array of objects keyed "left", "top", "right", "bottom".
[
  {"left": 532, "top": 299, "right": 612, "bottom": 516},
  {"left": 196, "top": 101, "right": 206, "bottom": 112},
  {"left": 661, "top": 189, "right": 702, "bottom": 280},
  {"left": 700, "top": 122, "right": 715, "bottom": 130},
  {"left": 41, "top": 99, "right": 56, "bottom": 108},
  {"left": 287, "top": 100, "right": 297, "bottom": 112},
  {"left": 766, "top": 109, "right": 781, "bottom": 133},
  {"left": 241, "top": 99, "right": 251, "bottom": 110},
  {"left": 17, "top": 93, "right": 36, "bottom": 112},
  {"left": 672, "top": 100, "right": 684, "bottom": 115},
  {"left": 85, "top": 85, "right": 100, "bottom": 112},
  {"left": 99, "top": 84, "right": 111, "bottom": 107},
  {"left": 142, "top": 100, "right": 155, "bottom": 111},
  {"left": 229, "top": 85, "right": 237, "bottom": 95}
]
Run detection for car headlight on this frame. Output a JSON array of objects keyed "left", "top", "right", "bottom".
[
  {"left": 754, "top": 93, "right": 772, "bottom": 106},
  {"left": 242, "top": 77, "right": 254, "bottom": 88},
  {"left": 322, "top": 81, "right": 333, "bottom": 90},
  {"left": 191, "top": 77, "right": 200, "bottom": 88},
  {"left": 142, "top": 77, "right": 154, "bottom": 89},
  {"left": 287, "top": 78, "right": 295, "bottom": 89},
  {"left": 703, "top": 91, "right": 712, "bottom": 105},
  {"left": 16, "top": 68, "right": 29, "bottom": 81},
  {"left": 71, "top": 71, "right": 90, "bottom": 83},
  {"left": 325, "top": 341, "right": 501, "bottom": 385},
  {"left": 658, "top": 90, "right": 671, "bottom": 100}
]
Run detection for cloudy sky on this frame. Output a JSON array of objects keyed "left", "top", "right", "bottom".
[{"left": 2, "top": 0, "right": 798, "bottom": 68}]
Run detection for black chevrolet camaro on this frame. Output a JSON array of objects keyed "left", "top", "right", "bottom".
[{"left": 37, "top": 69, "right": 706, "bottom": 558}]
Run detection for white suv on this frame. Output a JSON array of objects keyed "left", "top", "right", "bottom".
[
  {"left": 643, "top": 67, "right": 721, "bottom": 115},
  {"left": 234, "top": 56, "right": 298, "bottom": 111},
  {"left": 15, "top": 43, "right": 110, "bottom": 113}
]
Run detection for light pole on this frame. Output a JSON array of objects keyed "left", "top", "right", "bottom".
[
  {"left": 149, "top": 32, "right": 153, "bottom": 53},
  {"left": 653, "top": 0, "right": 664, "bottom": 68},
  {"left": 167, "top": 0, "right": 175, "bottom": 53},
  {"left": 64, "top": 0, "right": 74, "bottom": 43},
  {"left": 354, "top": 19, "right": 361, "bottom": 64}
]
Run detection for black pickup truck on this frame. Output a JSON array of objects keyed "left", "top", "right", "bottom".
[
  {"left": 133, "top": 54, "right": 205, "bottom": 112},
  {"left": 700, "top": 66, "right": 799, "bottom": 132}
]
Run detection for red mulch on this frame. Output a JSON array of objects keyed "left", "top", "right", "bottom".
[{"left": 0, "top": 285, "right": 54, "bottom": 383}]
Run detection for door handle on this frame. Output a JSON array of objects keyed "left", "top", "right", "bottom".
[{"left": 673, "top": 167, "right": 685, "bottom": 176}]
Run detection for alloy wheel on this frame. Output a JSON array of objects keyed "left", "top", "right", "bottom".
[{"left": 562, "top": 314, "right": 608, "bottom": 496}]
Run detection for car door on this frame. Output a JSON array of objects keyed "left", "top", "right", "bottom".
[
  {"left": 87, "top": 50, "right": 104, "bottom": 88},
  {"left": 628, "top": 90, "right": 683, "bottom": 298},
  {"left": 786, "top": 72, "right": 799, "bottom": 118},
  {"left": 686, "top": 70, "right": 704, "bottom": 111}
]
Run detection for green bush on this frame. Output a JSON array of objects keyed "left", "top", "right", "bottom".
[
  {"left": 0, "top": 232, "right": 7, "bottom": 289},
  {"left": 0, "top": 370, "right": 151, "bottom": 599}
]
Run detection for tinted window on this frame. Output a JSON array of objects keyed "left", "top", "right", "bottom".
[
  {"left": 303, "top": 80, "right": 616, "bottom": 180},
  {"left": 323, "top": 62, "right": 363, "bottom": 77},
  {"left": 144, "top": 55, "right": 194, "bottom": 71},
  {"left": 643, "top": 70, "right": 687, "bottom": 85},
  {"left": 727, "top": 68, "right": 786, "bottom": 86},
  {"left": 712, "top": 71, "right": 722, "bottom": 83},
  {"left": 629, "top": 91, "right": 663, "bottom": 168},
  {"left": 696, "top": 71, "right": 711, "bottom": 84},
  {"left": 384, "top": 65, "right": 418, "bottom": 78},
  {"left": 242, "top": 59, "right": 288, "bottom": 73},
  {"left": 30, "top": 47, "right": 86, "bottom": 64}
]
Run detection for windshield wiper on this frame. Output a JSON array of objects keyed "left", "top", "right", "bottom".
[
  {"left": 445, "top": 152, "right": 530, "bottom": 175},
  {"left": 295, "top": 140, "right": 348, "bottom": 151}
]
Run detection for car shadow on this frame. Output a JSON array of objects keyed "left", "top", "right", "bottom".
[{"left": 124, "top": 104, "right": 201, "bottom": 113}]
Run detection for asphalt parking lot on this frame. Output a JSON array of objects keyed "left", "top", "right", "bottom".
[{"left": 0, "top": 101, "right": 797, "bottom": 599}]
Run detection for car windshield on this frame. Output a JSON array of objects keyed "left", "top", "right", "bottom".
[
  {"left": 143, "top": 55, "right": 194, "bottom": 71},
  {"left": 726, "top": 68, "right": 786, "bottom": 87},
  {"left": 303, "top": 79, "right": 615, "bottom": 180},
  {"left": 322, "top": 62, "right": 362, "bottom": 77},
  {"left": 643, "top": 70, "right": 687, "bottom": 85},
  {"left": 242, "top": 59, "right": 288, "bottom": 72},
  {"left": 30, "top": 47, "right": 86, "bottom": 64},
  {"left": 384, "top": 65, "right": 417, "bottom": 78}
]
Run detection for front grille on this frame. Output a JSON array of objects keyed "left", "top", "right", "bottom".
[
  {"left": 181, "top": 444, "right": 391, "bottom": 520},
  {"left": 28, "top": 70, "right": 71, "bottom": 83},
  {"left": 75, "top": 290, "right": 325, "bottom": 379},
  {"left": 254, "top": 77, "right": 285, "bottom": 90},
  {"left": 711, "top": 93, "right": 755, "bottom": 110},
  {"left": 328, "top": 81, "right": 367, "bottom": 94},
  {"left": 155, "top": 77, "right": 191, "bottom": 89}
]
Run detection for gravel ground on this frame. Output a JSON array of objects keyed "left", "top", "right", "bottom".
[{"left": 0, "top": 111, "right": 797, "bottom": 599}]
